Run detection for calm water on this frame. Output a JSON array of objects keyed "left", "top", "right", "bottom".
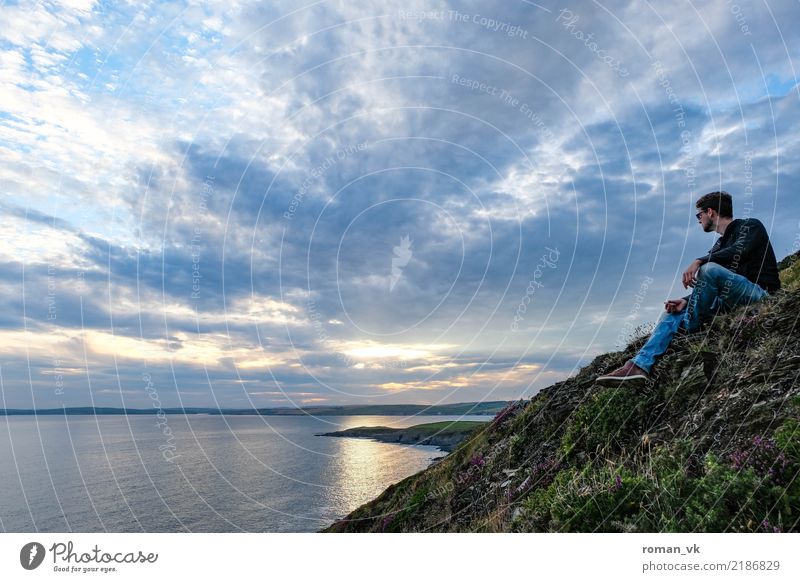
[{"left": 0, "top": 414, "right": 491, "bottom": 532}]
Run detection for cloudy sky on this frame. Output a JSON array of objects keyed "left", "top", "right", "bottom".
[{"left": 1, "top": 0, "right": 799, "bottom": 409}]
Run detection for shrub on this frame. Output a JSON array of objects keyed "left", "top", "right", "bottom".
[
  {"left": 513, "top": 418, "right": 800, "bottom": 532},
  {"left": 560, "top": 387, "right": 647, "bottom": 459}
]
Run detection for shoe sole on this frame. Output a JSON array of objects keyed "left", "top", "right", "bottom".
[{"left": 595, "top": 374, "right": 648, "bottom": 386}]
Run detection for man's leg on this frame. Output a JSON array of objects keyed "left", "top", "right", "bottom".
[
  {"left": 629, "top": 262, "right": 765, "bottom": 373},
  {"left": 630, "top": 291, "right": 727, "bottom": 374},
  {"left": 630, "top": 310, "right": 684, "bottom": 374},
  {"left": 597, "top": 308, "right": 685, "bottom": 384},
  {"left": 598, "top": 262, "right": 768, "bottom": 385},
  {"left": 684, "top": 262, "right": 767, "bottom": 331}
]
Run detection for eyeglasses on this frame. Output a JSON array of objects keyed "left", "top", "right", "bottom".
[{"left": 695, "top": 209, "right": 708, "bottom": 220}]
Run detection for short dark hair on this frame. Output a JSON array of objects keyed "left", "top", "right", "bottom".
[{"left": 696, "top": 191, "right": 733, "bottom": 218}]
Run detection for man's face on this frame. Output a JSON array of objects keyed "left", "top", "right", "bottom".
[{"left": 696, "top": 208, "right": 715, "bottom": 232}]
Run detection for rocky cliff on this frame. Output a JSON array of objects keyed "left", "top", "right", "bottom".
[{"left": 323, "top": 252, "right": 800, "bottom": 532}]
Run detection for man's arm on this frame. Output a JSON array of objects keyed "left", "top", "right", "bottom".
[
  {"left": 696, "top": 219, "right": 767, "bottom": 268},
  {"left": 682, "top": 260, "right": 702, "bottom": 288},
  {"left": 665, "top": 297, "right": 688, "bottom": 313},
  {"left": 695, "top": 238, "right": 722, "bottom": 265}
]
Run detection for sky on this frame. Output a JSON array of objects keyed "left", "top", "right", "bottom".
[{"left": 1, "top": 0, "right": 799, "bottom": 409}]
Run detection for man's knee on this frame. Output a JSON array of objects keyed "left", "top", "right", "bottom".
[
  {"left": 697, "top": 261, "right": 729, "bottom": 282},
  {"left": 657, "top": 309, "right": 684, "bottom": 325}
]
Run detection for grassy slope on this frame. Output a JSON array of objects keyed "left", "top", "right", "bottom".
[{"left": 323, "top": 253, "right": 800, "bottom": 533}]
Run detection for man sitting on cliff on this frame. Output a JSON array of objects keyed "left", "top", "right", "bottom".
[{"left": 596, "top": 191, "right": 781, "bottom": 385}]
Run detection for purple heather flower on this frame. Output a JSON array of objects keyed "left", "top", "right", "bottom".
[
  {"left": 729, "top": 435, "right": 789, "bottom": 485},
  {"left": 469, "top": 453, "right": 485, "bottom": 468},
  {"left": 381, "top": 515, "right": 394, "bottom": 531}
]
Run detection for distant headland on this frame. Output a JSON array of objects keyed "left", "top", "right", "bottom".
[
  {"left": 316, "top": 420, "right": 489, "bottom": 452},
  {"left": 0, "top": 401, "right": 509, "bottom": 417}
]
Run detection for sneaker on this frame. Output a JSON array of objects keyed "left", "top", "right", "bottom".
[{"left": 595, "top": 361, "right": 649, "bottom": 386}]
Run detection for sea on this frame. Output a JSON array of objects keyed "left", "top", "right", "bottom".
[{"left": 0, "top": 414, "right": 493, "bottom": 532}]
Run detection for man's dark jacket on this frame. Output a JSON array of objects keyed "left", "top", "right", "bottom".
[{"left": 696, "top": 217, "right": 781, "bottom": 293}]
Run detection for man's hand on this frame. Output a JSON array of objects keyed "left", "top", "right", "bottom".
[
  {"left": 664, "top": 298, "right": 688, "bottom": 313},
  {"left": 682, "top": 259, "right": 703, "bottom": 288}
]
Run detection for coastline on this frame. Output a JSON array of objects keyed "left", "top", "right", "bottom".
[{"left": 316, "top": 420, "right": 488, "bottom": 452}]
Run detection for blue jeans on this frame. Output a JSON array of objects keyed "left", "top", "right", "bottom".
[{"left": 631, "top": 262, "right": 768, "bottom": 373}]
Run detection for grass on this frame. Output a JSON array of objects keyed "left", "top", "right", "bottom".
[
  {"left": 512, "top": 417, "right": 800, "bottom": 532},
  {"left": 404, "top": 421, "right": 488, "bottom": 433}
]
